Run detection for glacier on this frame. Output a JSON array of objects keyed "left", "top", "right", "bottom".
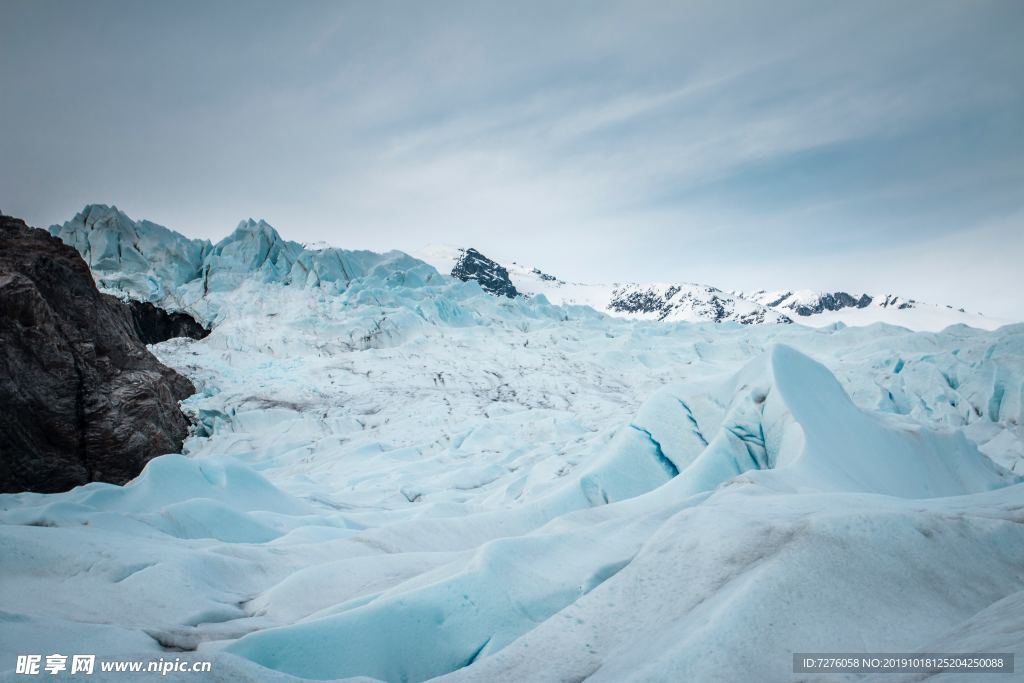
[{"left": 2, "top": 205, "right": 1023, "bottom": 682}]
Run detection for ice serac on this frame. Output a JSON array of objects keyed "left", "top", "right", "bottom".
[
  {"left": 201, "top": 218, "right": 303, "bottom": 292},
  {"left": 49, "top": 204, "right": 211, "bottom": 303},
  {"left": 0, "top": 214, "right": 195, "bottom": 493},
  {"left": 49, "top": 206, "right": 407, "bottom": 326},
  {"left": 450, "top": 248, "right": 519, "bottom": 298},
  {"left": 761, "top": 344, "right": 1015, "bottom": 495},
  {"left": 641, "top": 344, "right": 1018, "bottom": 500}
]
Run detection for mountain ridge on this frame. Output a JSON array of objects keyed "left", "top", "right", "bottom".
[
  {"left": 48, "top": 206, "right": 1009, "bottom": 331},
  {"left": 418, "top": 243, "right": 1006, "bottom": 331}
]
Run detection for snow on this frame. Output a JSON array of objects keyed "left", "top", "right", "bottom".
[
  {"left": 418, "top": 245, "right": 1008, "bottom": 331},
  {"left": 2, "top": 209, "right": 1022, "bottom": 681},
  {"left": 791, "top": 304, "right": 1009, "bottom": 332},
  {"left": 743, "top": 288, "right": 1010, "bottom": 331},
  {"left": 417, "top": 245, "right": 789, "bottom": 324}
]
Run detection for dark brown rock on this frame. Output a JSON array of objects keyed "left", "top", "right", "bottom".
[
  {"left": 127, "top": 300, "right": 209, "bottom": 345},
  {"left": 0, "top": 214, "right": 195, "bottom": 493}
]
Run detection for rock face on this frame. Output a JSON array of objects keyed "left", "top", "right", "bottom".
[
  {"left": 127, "top": 300, "right": 209, "bottom": 345},
  {"left": 0, "top": 214, "right": 195, "bottom": 493},
  {"left": 451, "top": 248, "right": 520, "bottom": 298},
  {"left": 789, "top": 291, "right": 873, "bottom": 316},
  {"left": 758, "top": 290, "right": 873, "bottom": 316}
]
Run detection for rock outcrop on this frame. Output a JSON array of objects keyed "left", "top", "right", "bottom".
[
  {"left": 450, "top": 248, "right": 519, "bottom": 298},
  {"left": 127, "top": 300, "right": 209, "bottom": 345},
  {"left": 0, "top": 214, "right": 195, "bottom": 493}
]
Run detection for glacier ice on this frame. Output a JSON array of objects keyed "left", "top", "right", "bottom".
[
  {"left": 49, "top": 205, "right": 211, "bottom": 305},
  {"left": 2, "top": 207, "right": 1023, "bottom": 681}
]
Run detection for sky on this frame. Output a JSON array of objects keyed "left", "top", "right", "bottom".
[{"left": 2, "top": 0, "right": 1022, "bottom": 318}]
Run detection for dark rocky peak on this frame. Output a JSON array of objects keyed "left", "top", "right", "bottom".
[
  {"left": 451, "top": 248, "right": 519, "bottom": 299},
  {"left": 0, "top": 214, "right": 195, "bottom": 493}
]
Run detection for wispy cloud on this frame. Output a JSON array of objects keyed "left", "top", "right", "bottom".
[{"left": 1, "top": 0, "right": 1021, "bottom": 315}]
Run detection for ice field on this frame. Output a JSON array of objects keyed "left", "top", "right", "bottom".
[{"left": 2, "top": 208, "right": 1023, "bottom": 681}]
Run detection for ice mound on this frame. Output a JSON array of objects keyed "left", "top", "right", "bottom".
[
  {"left": 661, "top": 344, "right": 1017, "bottom": 499},
  {"left": 0, "top": 455, "right": 343, "bottom": 661},
  {"left": 763, "top": 344, "right": 1015, "bottom": 496},
  {"left": 217, "top": 347, "right": 1020, "bottom": 681},
  {"left": 0, "top": 455, "right": 312, "bottom": 534},
  {"left": 576, "top": 344, "right": 1015, "bottom": 511},
  {"left": 446, "top": 485, "right": 1024, "bottom": 683}
]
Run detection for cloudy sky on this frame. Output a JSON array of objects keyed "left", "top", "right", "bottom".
[{"left": 2, "top": 1, "right": 1022, "bottom": 317}]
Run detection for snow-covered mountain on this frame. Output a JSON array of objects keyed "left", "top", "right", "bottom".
[
  {"left": 4, "top": 205, "right": 1021, "bottom": 681},
  {"left": 419, "top": 244, "right": 1005, "bottom": 331},
  {"left": 419, "top": 245, "right": 792, "bottom": 325},
  {"left": 49, "top": 211, "right": 1006, "bottom": 332},
  {"left": 606, "top": 282, "right": 791, "bottom": 324},
  {"left": 737, "top": 288, "right": 1002, "bottom": 331}
]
